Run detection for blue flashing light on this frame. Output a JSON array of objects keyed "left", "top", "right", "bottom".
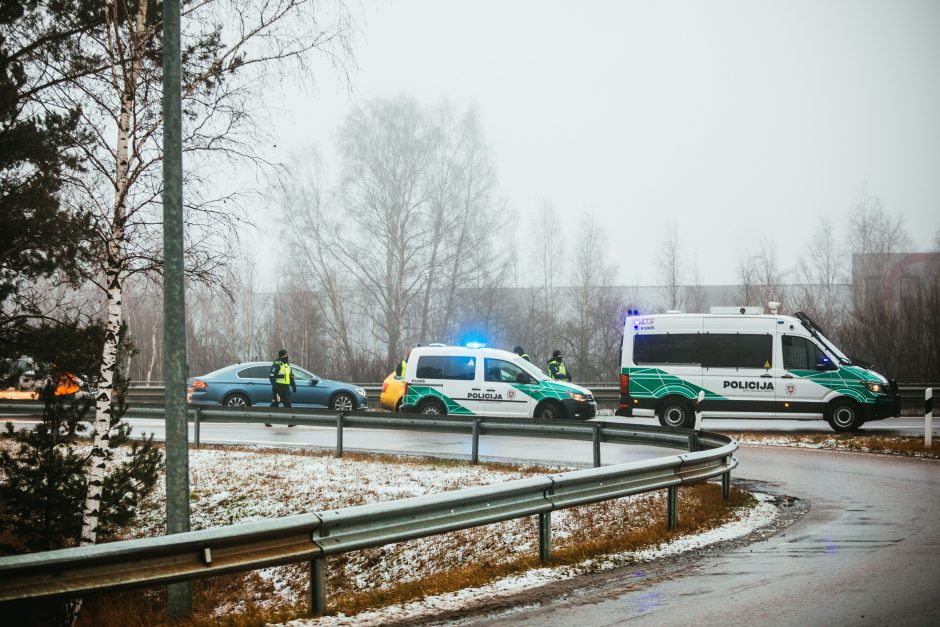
[{"left": 465, "top": 341, "right": 486, "bottom": 349}]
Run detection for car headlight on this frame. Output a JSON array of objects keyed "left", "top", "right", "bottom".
[
  {"left": 863, "top": 382, "right": 884, "bottom": 393},
  {"left": 568, "top": 392, "right": 590, "bottom": 402},
  {"left": 356, "top": 387, "right": 367, "bottom": 397}
]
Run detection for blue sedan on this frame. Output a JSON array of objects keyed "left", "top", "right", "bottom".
[{"left": 187, "top": 362, "right": 368, "bottom": 411}]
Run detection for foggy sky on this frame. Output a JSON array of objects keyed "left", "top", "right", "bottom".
[{"left": 254, "top": 0, "right": 940, "bottom": 286}]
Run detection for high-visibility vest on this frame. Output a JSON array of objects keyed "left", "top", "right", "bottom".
[
  {"left": 549, "top": 359, "right": 567, "bottom": 380},
  {"left": 400, "top": 360, "right": 407, "bottom": 377},
  {"left": 275, "top": 360, "right": 292, "bottom": 385},
  {"left": 520, "top": 353, "right": 530, "bottom": 362}
]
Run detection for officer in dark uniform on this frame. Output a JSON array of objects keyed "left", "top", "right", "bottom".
[
  {"left": 269, "top": 349, "right": 297, "bottom": 407},
  {"left": 514, "top": 346, "right": 531, "bottom": 362},
  {"left": 547, "top": 349, "right": 571, "bottom": 381}
]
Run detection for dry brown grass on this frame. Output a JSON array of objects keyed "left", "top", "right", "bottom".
[
  {"left": 729, "top": 433, "right": 940, "bottom": 458},
  {"left": 46, "top": 481, "right": 753, "bottom": 627}
]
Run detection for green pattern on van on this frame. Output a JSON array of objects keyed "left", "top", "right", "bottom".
[
  {"left": 787, "top": 365, "right": 881, "bottom": 404},
  {"left": 511, "top": 380, "right": 582, "bottom": 402},
  {"left": 404, "top": 386, "right": 474, "bottom": 415},
  {"left": 623, "top": 367, "right": 727, "bottom": 401}
]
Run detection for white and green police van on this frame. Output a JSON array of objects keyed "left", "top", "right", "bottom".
[
  {"left": 616, "top": 309, "right": 900, "bottom": 431},
  {"left": 401, "top": 345, "right": 597, "bottom": 420}
]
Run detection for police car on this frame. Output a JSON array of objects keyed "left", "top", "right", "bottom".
[
  {"left": 400, "top": 345, "right": 597, "bottom": 420},
  {"left": 616, "top": 306, "right": 900, "bottom": 432}
]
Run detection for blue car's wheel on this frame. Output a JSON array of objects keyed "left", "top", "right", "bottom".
[
  {"left": 331, "top": 393, "right": 355, "bottom": 412},
  {"left": 224, "top": 393, "right": 250, "bottom": 408}
]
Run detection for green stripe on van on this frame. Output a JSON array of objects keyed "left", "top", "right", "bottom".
[
  {"left": 511, "top": 380, "right": 576, "bottom": 402},
  {"left": 404, "top": 386, "right": 475, "bottom": 415},
  {"left": 623, "top": 367, "right": 727, "bottom": 401},
  {"left": 787, "top": 365, "right": 880, "bottom": 404}
]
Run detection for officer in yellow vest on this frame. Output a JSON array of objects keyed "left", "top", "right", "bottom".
[
  {"left": 547, "top": 349, "right": 571, "bottom": 381},
  {"left": 395, "top": 357, "right": 407, "bottom": 377},
  {"left": 269, "top": 349, "right": 297, "bottom": 407}
]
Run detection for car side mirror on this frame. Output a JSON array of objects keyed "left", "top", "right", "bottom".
[
  {"left": 311, "top": 378, "right": 320, "bottom": 385},
  {"left": 515, "top": 372, "right": 531, "bottom": 384}
]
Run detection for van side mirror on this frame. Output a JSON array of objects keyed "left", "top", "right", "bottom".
[
  {"left": 516, "top": 372, "right": 532, "bottom": 384},
  {"left": 815, "top": 357, "right": 836, "bottom": 371}
]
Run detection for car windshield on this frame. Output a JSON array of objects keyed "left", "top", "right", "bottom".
[{"left": 202, "top": 366, "right": 231, "bottom": 378}]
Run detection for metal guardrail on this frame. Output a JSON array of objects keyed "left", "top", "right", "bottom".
[
  {"left": 0, "top": 406, "right": 737, "bottom": 616},
  {"left": 117, "top": 382, "right": 938, "bottom": 410}
]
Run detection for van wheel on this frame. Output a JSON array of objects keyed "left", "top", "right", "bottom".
[
  {"left": 827, "top": 399, "right": 863, "bottom": 432},
  {"left": 535, "top": 400, "right": 566, "bottom": 420},
  {"left": 658, "top": 398, "right": 693, "bottom": 428},
  {"left": 418, "top": 399, "right": 446, "bottom": 416}
]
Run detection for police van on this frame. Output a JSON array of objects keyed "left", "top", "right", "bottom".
[
  {"left": 616, "top": 308, "right": 900, "bottom": 431},
  {"left": 401, "top": 345, "right": 597, "bottom": 420}
]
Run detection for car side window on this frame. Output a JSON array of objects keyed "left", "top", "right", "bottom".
[
  {"left": 292, "top": 367, "right": 314, "bottom": 381},
  {"left": 238, "top": 366, "right": 269, "bottom": 378},
  {"left": 484, "top": 359, "right": 525, "bottom": 383}
]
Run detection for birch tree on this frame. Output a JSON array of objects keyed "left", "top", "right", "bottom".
[
  {"left": 332, "top": 96, "right": 437, "bottom": 364},
  {"left": 657, "top": 220, "right": 683, "bottom": 311},
  {"left": 33, "top": 0, "right": 355, "bottom": 596}
]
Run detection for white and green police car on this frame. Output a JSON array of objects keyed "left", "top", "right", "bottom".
[
  {"left": 401, "top": 345, "right": 597, "bottom": 420},
  {"left": 616, "top": 309, "right": 900, "bottom": 432}
]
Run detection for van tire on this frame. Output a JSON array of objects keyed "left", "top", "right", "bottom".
[
  {"left": 826, "top": 399, "right": 863, "bottom": 432},
  {"left": 658, "top": 398, "right": 693, "bottom": 429},
  {"left": 535, "top": 400, "right": 566, "bottom": 420},
  {"left": 418, "top": 399, "right": 446, "bottom": 416}
]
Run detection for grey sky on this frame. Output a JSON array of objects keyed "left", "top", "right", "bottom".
[{"left": 257, "top": 0, "right": 940, "bottom": 286}]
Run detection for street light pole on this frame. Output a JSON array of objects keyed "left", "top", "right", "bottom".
[{"left": 162, "top": 0, "right": 191, "bottom": 618}]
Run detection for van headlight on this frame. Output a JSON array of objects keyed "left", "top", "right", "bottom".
[
  {"left": 567, "top": 392, "right": 590, "bottom": 402},
  {"left": 863, "top": 382, "right": 884, "bottom": 394}
]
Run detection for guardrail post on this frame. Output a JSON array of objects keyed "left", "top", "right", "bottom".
[
  {"left": 722, "top": 470, "right": 731, "bottom": 500},
  {"left": 926, "top": 388, "right": 933, "bottom": 447},
  {"left": 539, "top": 511, "right": 551, "bottom": 562},
  {"left": 688, "top": 432, "right": 698, "bottom": 452},
  {"left": 472, "top": 419, "right": 481, "bottom": 464},
  {"left": 592, "top": 423, "right": 601, "bottom": 467},
  {"left": 194, "top": 407, "right": 201, "bottom": 448},
  {"left": 310, "top": 557, "right": 326, "bottom": 615},
  {"left": 667, "top": 486, "right": 678, "bottom": 530},
  {"left": 336, "top": 413, "right": 344, "bottom": 458}
]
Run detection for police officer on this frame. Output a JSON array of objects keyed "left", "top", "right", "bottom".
[
  {"left": 269, "top": 349, "right": 297, "bottom": 407},
  {"left": 514, "top": 346, "right": 531, "bottom": 362},
  {"left": 547, "top": 349, "right": 571, "bottom": 381},
  {"left": 395, "top": 356, "right": 407, "bottom": 377}
]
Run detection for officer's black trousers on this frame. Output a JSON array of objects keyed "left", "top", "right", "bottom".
[{"left": 271, "top": 384, "right": 293, "bottom": 407}]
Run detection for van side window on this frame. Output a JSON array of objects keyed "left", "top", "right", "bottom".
[
  {"left": 442, "top": 356, "right": 476, "bottom": 380},
  {"left": 700, "top": 335, "right": 736, "bottom": 367},
  {"left": 484, "top": 359, "right": 525, "bottom": 383},
  {"left": 415, "top": 355, "right": 444, "bottom": 379},
  {"left": 737, "top": 334, "right": 772, "bottom": 368},
  {"left": 783, "top": 335, "right": 825, "bottom": 370},
  {"left": 634, "top": 334, "right": 700, "bottom": 365}
]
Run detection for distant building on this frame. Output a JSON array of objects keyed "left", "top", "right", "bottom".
[{"left": 851, "top": 252, "right": 940, "bottom": 309}]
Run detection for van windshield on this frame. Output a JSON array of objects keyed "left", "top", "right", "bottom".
[
  {"left": 515, "top": 358, "right": 548, "bottom": 382},
  {"left": 815, "top": 329, "right": 851, "bottom": 365}
]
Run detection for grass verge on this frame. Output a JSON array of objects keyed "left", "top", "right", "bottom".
[{"left": 729, "top": 433, "right": 940, "bottom": 458}]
